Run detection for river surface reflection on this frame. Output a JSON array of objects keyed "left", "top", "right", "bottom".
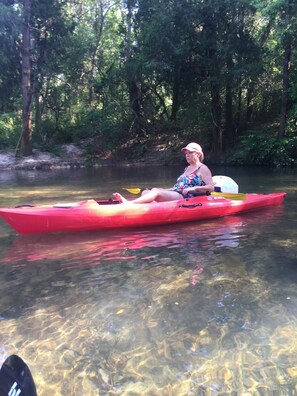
[{"left": 0, "top": 166, "right": 296, "bottom": 395}]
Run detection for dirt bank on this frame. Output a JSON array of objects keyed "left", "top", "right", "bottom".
[
  {"left": 0, "top": 142, "right": 181, "bottom": 171},
  {"left": 0, "top": 145, "right": 114, "bottom": 171}
]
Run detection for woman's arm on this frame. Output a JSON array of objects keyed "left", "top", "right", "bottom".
[{"left": 198, "top": 165, "right": 214, "bottom": 192}]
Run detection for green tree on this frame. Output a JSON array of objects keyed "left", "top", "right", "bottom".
[
  {"left": 21, "top": 0, "right": 32, "bottom": 156},
  {"left": 250, "top": 0, "right": 297, "bottom": 136},
  {"left": 0, "top": 0, "right": 22, "bottom": 112},
  {"left": 277, "top": 0, "right": 297, "bottom": 136},
  {"left": 0, "top": 0, "right": 296, "bottom": 161}
]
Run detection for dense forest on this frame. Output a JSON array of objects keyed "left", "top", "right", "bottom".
[{"left": 0, "top": 0, "right": 296, "bottom": 166}]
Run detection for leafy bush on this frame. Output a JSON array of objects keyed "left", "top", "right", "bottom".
[
  {"left": 0, "top": 113, "right": 22, "bottom": 148},
  {"left": 229, "top": 133, "right": 297, "bottom": 167}
]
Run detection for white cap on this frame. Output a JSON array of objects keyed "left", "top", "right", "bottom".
[
  {"left": 181, "top": 142, "right": 204, "bottom": 160},
  {"left": 181, "top": 142, "right": 203, "bottom": 153}
]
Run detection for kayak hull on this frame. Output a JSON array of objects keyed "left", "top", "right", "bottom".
[{"left": 0, "top": 192, "right": 286, "bottom": 235}]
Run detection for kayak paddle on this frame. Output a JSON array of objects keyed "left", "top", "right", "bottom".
[
  {"left": 211, "top": 192, "right": 246, "bottom": 200},
  {"left": 123, "top": 188, "right": 246, "bottom": 200},
  {"left": 0, "top": 355, "right": 37, "bottom": 396},
  {"left": 123, "top": 188, "right": 142, "bottom": 194}
]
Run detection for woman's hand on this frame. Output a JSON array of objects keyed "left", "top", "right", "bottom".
[{"left": 182, "top": 187, "right": 195, "bottom": 195}]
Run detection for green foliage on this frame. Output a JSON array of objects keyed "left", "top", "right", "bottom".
[
  {"left": 0, "top": 2, "right": 21, "bottom": 111},
  {"left": 229, "top": 132, "right": 297, "bottom": 166},
  {"left": 0, "top": 112, "right": 21, "bottom": 148},
  {"left": 0, "top": 0, "right": 296, "bottom": 165},
  {"left": 286, "top": 112, "right": 297, "bottom": 137}
]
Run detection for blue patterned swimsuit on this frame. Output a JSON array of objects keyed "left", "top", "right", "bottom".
[{"left": 171, "top": 165, "right": 205, "bottom": 197}]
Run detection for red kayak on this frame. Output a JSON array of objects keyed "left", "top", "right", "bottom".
[{"left": 0, "top": 192, "right": 286, "bottom": 235}]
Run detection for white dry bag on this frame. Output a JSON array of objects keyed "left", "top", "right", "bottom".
[{"left": 212, "top": 175, "right": 239, "bottom": 193}]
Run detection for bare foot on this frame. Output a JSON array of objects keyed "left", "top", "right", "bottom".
[{"left": 113, "top": 192, "right": 128, "bottom": 203}]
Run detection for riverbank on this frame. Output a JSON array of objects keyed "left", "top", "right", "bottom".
[
  {"left": 0, "top": 145, "right": 86, "bottom": 170},
  {"left": 1, "top": 135, "right": 296, "bottom": 170},
  {"left": 0, "top": 141, "right": 180, "bottom": 171}
]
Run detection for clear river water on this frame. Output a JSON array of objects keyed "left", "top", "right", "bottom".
[{"left": 0, "top": 165, "right": 296, "bottom": 395}]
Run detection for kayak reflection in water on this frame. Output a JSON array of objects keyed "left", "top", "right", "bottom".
[{"left": 114, "top": 142, "right": 214, "bottom": 204}]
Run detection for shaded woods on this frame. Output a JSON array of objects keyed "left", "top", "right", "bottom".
[{"left": 0, "top": 0, "right": 296, "bottom": 165}]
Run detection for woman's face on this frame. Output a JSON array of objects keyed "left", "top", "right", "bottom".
[{"left": 184, "top": 150, "right": 198, "bottom": 163}]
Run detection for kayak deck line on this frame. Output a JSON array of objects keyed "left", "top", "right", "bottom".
[{"left": 0, "top": 192, "right": 286, "bottom": 235}]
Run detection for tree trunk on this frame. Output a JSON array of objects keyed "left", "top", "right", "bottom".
[
  {"left": 246, "top": 19, "right": 274, "bottom": 124},
  {"left": 21, "top": 0, "right": 32, "bottom": 156},
  {"left": 211, "top": 82, "right": 223, "bottom": 156},
  {"left": 88, "top": 0, "right": 104, "bottom": 106},
  {"left": 129, "top": 79, "right": 142, "bottom": 117},
  {"left": 235, "top": 80, "right": 242, "bottom": 134},
  {"left": 125, "top": 0, "right": 142, "bottom": 121},
  {"left": 246, "top": 81, "right": 254, "bottom": 122},
  {"left": 278, "top": 42, "right": 291, "bottom": 137},
  {"left": 225, "top": 56, "right": 235, "bottom": 146},
  {"left": 170, "top": 64, "right": 180, "bottom": 123}
]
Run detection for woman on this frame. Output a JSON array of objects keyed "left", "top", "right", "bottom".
[{"left": 114, "top": 142, "right": 214, "bottom": 204}]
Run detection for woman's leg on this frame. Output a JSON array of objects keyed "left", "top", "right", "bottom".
[
  {"left": 113, "top": 188, "right": 181, "bottom": 204},
  {"left": 153, "top": 188, "right": 181, "bottom": 202}
]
